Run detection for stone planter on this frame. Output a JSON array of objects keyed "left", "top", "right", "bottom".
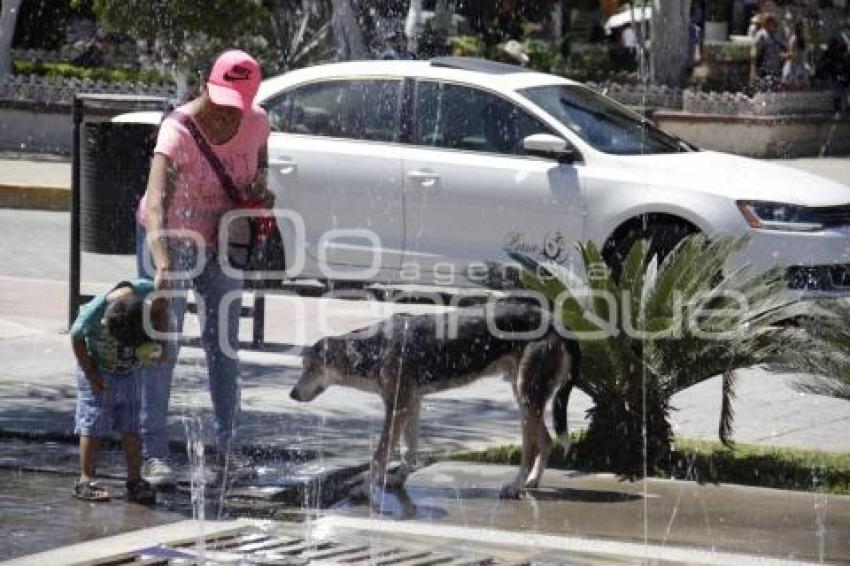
[
  {"left": 704, "top": 21, "right": 729, "bottom": 42},
  {"left": 654, "top": 110, "right": 850, "bottom": 158}
]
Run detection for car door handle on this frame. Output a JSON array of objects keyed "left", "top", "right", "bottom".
[
  {"left": 269, "top": 158, "right": 297, "bottom": 175},
  {"left": 407, "top": 170, "right": 440, "bottom": 187}
]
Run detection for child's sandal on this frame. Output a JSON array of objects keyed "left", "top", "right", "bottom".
[
  {"left": 74, "top": 480, "right": 111, "bottom": 502},
  {"left": 126, "top": 478, "right": 156, "bottom": 504}
]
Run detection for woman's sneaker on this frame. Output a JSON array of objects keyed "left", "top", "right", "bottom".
[{"left": 142, "top": 458, "right": 175, "bottom": 487}]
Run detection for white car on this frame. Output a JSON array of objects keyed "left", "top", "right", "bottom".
[{"left": 252, "top": 57, "right": 850, "bottom": 295}]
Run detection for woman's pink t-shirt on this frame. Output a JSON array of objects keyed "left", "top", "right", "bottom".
[{"left": 138, "top": 102, "right": 271, "bottom": 247}]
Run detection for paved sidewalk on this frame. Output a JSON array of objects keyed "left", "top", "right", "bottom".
[
  {"left": 2, "top": 273, "right": 849, "bottom": 456},
  {"left": 0, "top": 155, "right": 70, "bottom": 188},
  {"left": 0, "top": 156, "right": 70, "bottom": 210}
]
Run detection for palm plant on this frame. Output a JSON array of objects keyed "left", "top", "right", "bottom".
[
  {"left": 267, "top": 0, "right": 335, "bottom": 71},
  {"left": 786, "top": 300, "right": 850, "bottom": 401},
  {"left": 514, "top": 234, "right": 810, "bottom": 476}
]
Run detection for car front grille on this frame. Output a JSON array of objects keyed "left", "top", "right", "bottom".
[{"left": 787, "top": 264, "right": 850, "bottom": 291}]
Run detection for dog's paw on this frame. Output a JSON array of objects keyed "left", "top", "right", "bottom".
[
  {"left": 383, "top": 463, "right": 411, "bottom": 489},
  {"left": 345, "top": 470, "right": 380, "bottom": 501},
  {"left": 499, "top": 482, "right": 522, "bottom": 499},
  {"left": 523, "top": 477, "right": 541, "bottom": 490},
  {"left": 383, "top": 472, "right": 407, "bottom": 489}
]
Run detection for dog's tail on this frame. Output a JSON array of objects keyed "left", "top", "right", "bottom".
[{"left": 553, "top": 339, "right": 580, "bottom": 440}]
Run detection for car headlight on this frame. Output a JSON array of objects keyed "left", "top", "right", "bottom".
[{"left": 736, "top": 201, "right": 824, "bottom": 232}]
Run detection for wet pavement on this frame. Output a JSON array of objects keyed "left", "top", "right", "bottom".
[
  {"left": 0, "top": 469, "right": 185, "bottom": 561},
  {"left": 6, "top": 461, "right": 846, "bottom": 565},
  {"left": 326, "top": 462, "right": 850, "bottom": 564},
  {"left": 5, "top": 428, "right": 849, "bottom": 563}
]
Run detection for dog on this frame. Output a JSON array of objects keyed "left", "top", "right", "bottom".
[{"left": 290, "top": 302, "right": 580, "bottom": 498}]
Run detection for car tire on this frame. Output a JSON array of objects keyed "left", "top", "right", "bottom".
[{"left": 603, "top": 218, "right": 697, "bottom": 283}]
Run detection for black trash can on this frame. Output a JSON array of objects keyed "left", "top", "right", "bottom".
[{"left": 80, "top": 121, "right": 157, "bottom": 254}]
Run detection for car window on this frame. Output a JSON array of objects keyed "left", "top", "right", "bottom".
[
  {"left": 282, "top": 79, "right": 402, "bottom": 142},
  {"left": 520, "top": 84, "right": 684, "bottom": 155},
  {"left": 414, "top": 81, "right": 552, "bottom": 156},
  {"left": 263, "top": 92, "right": 291, "bottom": 133}
]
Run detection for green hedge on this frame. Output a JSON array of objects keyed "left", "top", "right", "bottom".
[
  {"left": 448, "top": 433, "right": 850, "bottom": 495},
  {"left": 449, "top": 37, "right": 637, "bottom": 84},
  {"left": 450, "top": 35, "right": 486, "bottom": 57},
  {"left": 13, "top": 60, "right": 168, "bottom": 84}
]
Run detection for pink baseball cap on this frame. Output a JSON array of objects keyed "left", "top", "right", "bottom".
[{"left": 206, "top": 50, "right": 262, "bottom": 111}]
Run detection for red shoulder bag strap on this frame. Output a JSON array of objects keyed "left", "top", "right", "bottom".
[{"left": 170, "top": 110, "right": 276, "bottom": 236}]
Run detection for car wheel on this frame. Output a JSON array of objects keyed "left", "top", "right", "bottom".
[{"left": 603, "top": 217, "right": 697, "bottom": 283}]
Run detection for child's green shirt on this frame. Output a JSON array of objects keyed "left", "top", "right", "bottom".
[{"left": 70, "top": 279, "right": 155, "bottom": 373}]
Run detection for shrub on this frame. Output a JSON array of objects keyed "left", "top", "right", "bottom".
[
  {"left": 557, "top": 45, "right": 636, "bottom": 83},
  {"left": 450, "top": 35, "right": 485, "bottom": 58},
  {"left": 523, "top": 39, "right": 563, "bottom": 73},
  {"left": 12, "top": 60, "right": 168, "bottom": 85}
]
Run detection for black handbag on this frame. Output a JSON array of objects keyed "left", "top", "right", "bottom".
[{"left": 171, "top": 111, "right": 284, "bottom": 274}]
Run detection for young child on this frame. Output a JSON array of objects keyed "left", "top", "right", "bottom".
[{"left": 71, "top": 279, "right": 162, "bottom": 503}]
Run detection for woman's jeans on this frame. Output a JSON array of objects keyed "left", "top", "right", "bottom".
[{"left": 136, "top": 224, "right": 242, "bottom": 459}]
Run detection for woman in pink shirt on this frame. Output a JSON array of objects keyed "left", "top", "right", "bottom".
[{"left": 136, "top": 50, "right": 271, "bottom": 485}]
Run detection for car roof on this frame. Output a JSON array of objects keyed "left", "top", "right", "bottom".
[{"left": 257, "top": 58, "right": 577, "bottom": 101}]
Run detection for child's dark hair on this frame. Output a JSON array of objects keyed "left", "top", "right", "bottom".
[{"left": 105, "top": 293, "right": 148, "bottom": 347}]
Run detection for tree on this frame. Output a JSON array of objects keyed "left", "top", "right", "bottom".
[
  {"left": 649, "top": 0, "right": 694, "bottom": 87},
  {"left": 789, "top": 301, "right": 850, "bottom": 401},
  {"left": 90, "top": 0, "right": 269, "bottom": 95},
  {"left": 403, "top": 0, "right": 423, "bottom": 54},
  {"left": 330, "top": 0, "right": 367, "bottom": 60},
  {"left": 266, "top": 0, "right": 334, "bottom": 71},
  {"left": 0, "top": 0, "right": 24, "bottom": 77},
  {"left": 517, "top": 235, "right": 810, "bottom": 476}
]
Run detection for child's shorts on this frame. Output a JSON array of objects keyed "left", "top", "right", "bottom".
[{"left": 74, "top": 368, "right": 142, "bottom": 436}]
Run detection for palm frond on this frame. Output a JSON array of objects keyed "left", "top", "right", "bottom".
[
  {"left": 620, "top": 239, "right": 650, "bottom": 331},
  {"left": 644, "top": 234, "right": 708, "bottom": 320}
]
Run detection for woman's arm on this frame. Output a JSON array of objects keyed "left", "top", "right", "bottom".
[
  {"left": 143, "top": 153, "right": 178, "bottom": 289},
  {"left": 249, "top": 144, "right": 274, "bottom": 207}
]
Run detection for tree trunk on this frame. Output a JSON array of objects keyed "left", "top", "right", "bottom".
[
  {"left": 575, "top": 387, "right": 673, "bottom": 477},
  {"left": 404, "top": 0, "right": 424, "bottom": 55},
  {"left": 551, "top": 1, "right": 564, "bottom": 49},
  {"left": 649, "top": 0, "right": 693, "bottom": 87},
  {"left": 171, "top": 67, "right": 190, "bottom": 101},
  {"left": 0, "top": 0, "right": 24, "bottom": 78},
  {"left": 331, "top": 0, "right": 368, "bottom": 61},
  {"left": 433, "top": 0, "right": 454, "bottom": 34}
]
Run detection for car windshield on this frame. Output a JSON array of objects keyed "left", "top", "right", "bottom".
[{"left": 519, "top": 84, "right": 687, "bottom": 155}]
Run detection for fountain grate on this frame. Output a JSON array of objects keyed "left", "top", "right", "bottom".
[{"left": 88, "top": 525, "right": 511, "bottom": 566}]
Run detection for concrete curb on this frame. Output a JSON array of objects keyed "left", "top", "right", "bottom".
[
  {"left": 0, "top": 183, "right": 70, "bottom": 211},
  {"left": 0, "top": 427, "right": 318, "bottom": 461}
]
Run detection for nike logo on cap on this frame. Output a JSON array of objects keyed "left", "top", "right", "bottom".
[{"left": 223, "top": 64, "right": 252, "bottom": 82}]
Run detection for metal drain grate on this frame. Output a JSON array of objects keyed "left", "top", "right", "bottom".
[{"left": 97, "top": 527, "right": 505, "bottom": 566}]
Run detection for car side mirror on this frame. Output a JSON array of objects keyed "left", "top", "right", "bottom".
[{"left": 522, "top": 133, "right": 577, "bottom": 164}]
